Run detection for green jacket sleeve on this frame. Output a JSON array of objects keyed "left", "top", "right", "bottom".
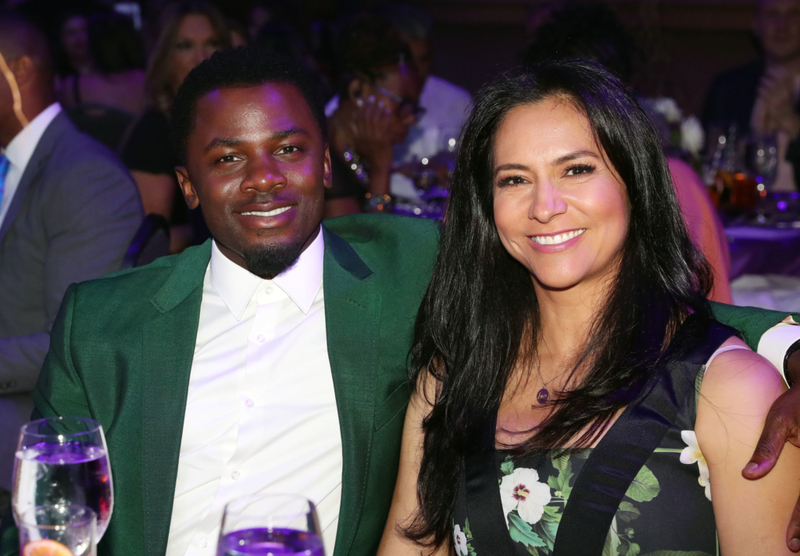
[{"left": 710, "top": 301, "right": 800, "bottom": 353}]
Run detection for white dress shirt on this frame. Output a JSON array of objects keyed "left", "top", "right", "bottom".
[
  {"left": 165, "top": 230, "right": 342, "bottom": 556},
  {"left": 0, "top": 103, "right": 61, "bottom": 227}
]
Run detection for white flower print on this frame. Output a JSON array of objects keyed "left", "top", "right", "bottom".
[
  {"left": 680, "top": 430, "right": 712, "bottom": 501},
  {"left": 453, "top": 524, "right": 468, "bottom": 556},
  {"left": 500, "top": 467, "right": 552, "bottom": 526},
  {"left": 652, "top": 97, "right": 683, "bottom": 124}
]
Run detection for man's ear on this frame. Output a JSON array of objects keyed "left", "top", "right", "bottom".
[
  {"left": 175, "top": 167, "right": 199, "bottom": 209},
  {"left": 10, "top": 56, "right": 36, "bottom": 89},
  {"left": 323, "top": 146, "right": 332, "bottom": 190}
]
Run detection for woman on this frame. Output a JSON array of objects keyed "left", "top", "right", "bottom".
[
  {"left": 120, "top": 0, "right": 229, "bottom": 253},
  {"left": 325, "top": 14, "right": 423, "bottom": 218},
  {"left": 379, "top": 60, "right": 800, "bottom": 555}
]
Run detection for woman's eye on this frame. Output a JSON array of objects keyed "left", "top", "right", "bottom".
[
  {"left": 175, "top": 41, "right": 192, "bottom": 51},
  {"left": 565, "top": 164, "right": 595, "bottom": 177},
  {"left": 496, "top": 175, "right": 526, "bottom": 188}
]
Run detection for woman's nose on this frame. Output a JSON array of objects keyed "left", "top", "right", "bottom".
[{"left": 528, "top": 180, "right": 567, "bottom": 223}]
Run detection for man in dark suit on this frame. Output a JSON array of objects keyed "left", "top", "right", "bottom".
[
  {"left": 4, "top": 46, "right": 800, "bottom": 556},
  {"left": 0, "top": 13, "right": 143, "bottom": 493}
]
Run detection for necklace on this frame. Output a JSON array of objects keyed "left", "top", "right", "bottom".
[{"left": 534, "top": 354, "right": 572, "bottom": 404}]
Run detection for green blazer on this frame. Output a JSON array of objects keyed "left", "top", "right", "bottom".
[
  {"left": 1, "top": 213, "right": 795, "bottom": 556},
  {"left": 1, "top": 214, "right": 440, "bottom": 556}
]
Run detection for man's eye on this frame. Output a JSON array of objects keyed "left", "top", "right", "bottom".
[
  {"left": 217, "top": 155, "right": 238, "bottom": 163},
  {"left": 565, "top": 164, "right": 595, "bottom": 177},
  {"left": 278, "top": 146, "right": 300, "bottom": 155}
]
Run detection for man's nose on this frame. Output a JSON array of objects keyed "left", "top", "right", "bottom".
[
  {"left": 242, "top": 156, "right": 286, "bottom": 193},
  {"left": 528, "top": 179, "right": 567, "bottom": 223}
]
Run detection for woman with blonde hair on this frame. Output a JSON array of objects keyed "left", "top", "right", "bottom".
[{"left": 121, "top": 0, "right": 229, "bottom": 252}]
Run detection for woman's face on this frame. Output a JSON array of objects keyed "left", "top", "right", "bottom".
[
  {"left": 366, "top": 64, "right": 422, "bottom": 143},
  {"left": 172, "top": 14, "right": 222, "bottom": 88},
  {"left": 492, "top": 98, "right": 630, "bottom": 294},
  {"left": 61, "top": 15, "right": 90, "bottom": 64}
]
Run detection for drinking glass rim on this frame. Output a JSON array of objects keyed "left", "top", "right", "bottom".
[
  {"left": 222, "top": 493, "right": 316, "bottom": 519},
  {"left": 19, "top": 505, "right": 97, "bottom": 529},
  {"left": 20, "top": 416, "right": 103, "bottom": 439}
]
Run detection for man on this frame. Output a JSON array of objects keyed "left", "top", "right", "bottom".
[
  {"left": 3, "top": 46, "right": 800, "bottom": 556},
  {"left": 703, "top": 0, "right": 800, "bottom": 191},
  {"left": 0, "top": 13, "right": 143, "bottom": 493}
]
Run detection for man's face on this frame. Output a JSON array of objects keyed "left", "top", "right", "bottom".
[
  {"left": 757, "top": 0, "right": 800, "bottom": 62},
  {"left": 176, "top": 83, "right": 331, "bottom": 278}
]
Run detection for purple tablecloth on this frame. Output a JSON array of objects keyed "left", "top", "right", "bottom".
[{"left": 727, "top": 225, "right": 800, "bottom": 279}]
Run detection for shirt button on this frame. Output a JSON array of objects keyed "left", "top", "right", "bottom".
[
  {"left": 199, "top": 539, "right": 208, "bottom": 548},
  {"left": 231, "top": 471, "right": 240, "bottom": 480},
  {"left": 256, "top": 334, "right": 266, "bottom": 344},
  {"left": 265, "top": 285, "right": 273, "bottom": 294},
  {"left": 245, "top": 398, "right": 254, "bottom": 408}
]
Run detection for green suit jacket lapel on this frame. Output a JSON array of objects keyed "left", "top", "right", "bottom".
[
  {"left": 323, "top": 226, "right": 381, "bottom": 556},
  {"left": 141, "top": 242, "right": 210, "bottom": 556}
]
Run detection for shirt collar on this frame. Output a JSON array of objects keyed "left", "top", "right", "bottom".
[
  {"left": 3, "top": 103, "right": 62, "bottom": 168},
  {"left": 210, "top": 227, "right": 325, "bottom": 320}
]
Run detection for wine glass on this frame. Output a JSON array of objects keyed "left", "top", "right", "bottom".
[
  {"left": 217, "top": 494, "right": 324, "bottom": 555},
  {"left": 18, "top": 505, "right": 96, "bottom": 556},
  {"left": 745, "top": 133, "right": 779, "bottom": 191},
  {"left": 13, "top": 417, "right": 114, "bottom": 540}
]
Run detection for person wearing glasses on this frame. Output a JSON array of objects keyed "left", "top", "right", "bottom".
[{"left": 325, "top": 14, "right": 423, "bottom": 217}]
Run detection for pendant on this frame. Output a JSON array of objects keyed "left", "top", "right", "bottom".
[{"left": 537, "top": 388, "right": 550, "bottom": 404}]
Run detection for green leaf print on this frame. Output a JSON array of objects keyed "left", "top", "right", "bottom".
[
  {"left": 547, "top": 476, "right": 560, "bottom": 491},
  {"left": 603, "top": 522, "right": 621, "bottom": 556},
  {"left": 555, "top": 458, "right": 574, "bottom": 498},
  {"left": 501, "top": 457, "right": 515, "bottom": 476},
  {"left": 621, "top": 542, "right": 641, "bottom": 556},
  {"left": 534, "top": 519, "right": 559, "bottom": 551},
  {"left": 551, "top": 451, "right": 569, "bottom": 472},
  {"left": 541, "top": 504, "right": 560, "bottom": 522},
  {"left": 625, "top": 465, "right": 660, "bottom": 502},
  {"left": 508, "top": 511, "right": 547, "bottom": 548},
  {"left": 617, "top": 501, "right": 641, "bottom": 523}
]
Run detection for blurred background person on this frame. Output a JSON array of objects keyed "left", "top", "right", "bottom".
[
  {"left": 325, "top": 13, "right": 423, "bottom": 217},
  {"left": 523, "top": 1, "right": 732, "bottom": 304},
  {"left": 703, "top": 0, "right": 800, "bottom": 192},
  {"left": 58, "top": 11, "right": 147, "bottom": 151},
  {"left": 0, "top": 11, "right": 143, "bottom": 505},
  {"left": 120, "top": 0, "right": 229, "bottom": 253}
]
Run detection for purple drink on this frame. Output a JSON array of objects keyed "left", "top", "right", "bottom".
[
  {"left": 13, "top": 441, "right": 113, "bottom": 537},
  {"left": 217, "top": 527, "right": 324, "bottom": 556}
]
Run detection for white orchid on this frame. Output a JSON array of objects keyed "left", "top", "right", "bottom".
[
  {"left": 680, "top": 116, "right": 705, "bottom": 156},
  {"left": 652, "top": 97, "right": 683, "bottom": 124},
  {"left": 680, "top": 430, "right": 712, "bottom": 501},
  {"left": 453, "top": 524, "right": 468, "bottom": 556},
  {"left": 500, "top": 467, "right": 552, "bottom": 526}
]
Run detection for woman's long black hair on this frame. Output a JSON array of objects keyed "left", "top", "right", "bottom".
[{"left": 405, "top": 59, "right": 713, "bottom": 549}]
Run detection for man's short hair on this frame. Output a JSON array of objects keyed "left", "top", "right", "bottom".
[
  {"left": 171, "top": 47, "right": 328, "bottom": 166},
  {"left": 0, "top": 11, "right": 52, "bottom": 71}
]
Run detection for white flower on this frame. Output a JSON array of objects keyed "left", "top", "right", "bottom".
[
  {"left": 500, "top": 467, "right": 552, "bottom": 526},
  {"left": 652, "top": 97, "right": 683, "bottom": 124},
  {"left": 680, "top": 430, "right": 712, "bottom": 501},
  {"left": 453, "top": 524, "right": 468, "bottom": 556},
  {"left": 680, "top": 116, "right": 705, "bottom": 155}
]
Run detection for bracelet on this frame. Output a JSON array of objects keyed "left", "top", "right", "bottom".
[
  {"left": 364, "top": 192, "right": 393, "bottom": 213},
  {"left": 784, "top": 339, "right": 800, "bottom": 388}
]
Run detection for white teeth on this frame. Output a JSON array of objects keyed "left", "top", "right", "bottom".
[
  {"left": 241, "top": 206, "right": 292, "bottom": 217},
  {"left": 530, "top": 229, "right": 585, "bottom": 245}
]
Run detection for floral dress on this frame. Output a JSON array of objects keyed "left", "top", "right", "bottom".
[{"left": 452, "top": 326, "right": 746, "bottom": 556}]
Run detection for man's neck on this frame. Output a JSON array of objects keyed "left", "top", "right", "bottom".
[{"left": 0, "top": 96, "right": 52, "bottom": 149}]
